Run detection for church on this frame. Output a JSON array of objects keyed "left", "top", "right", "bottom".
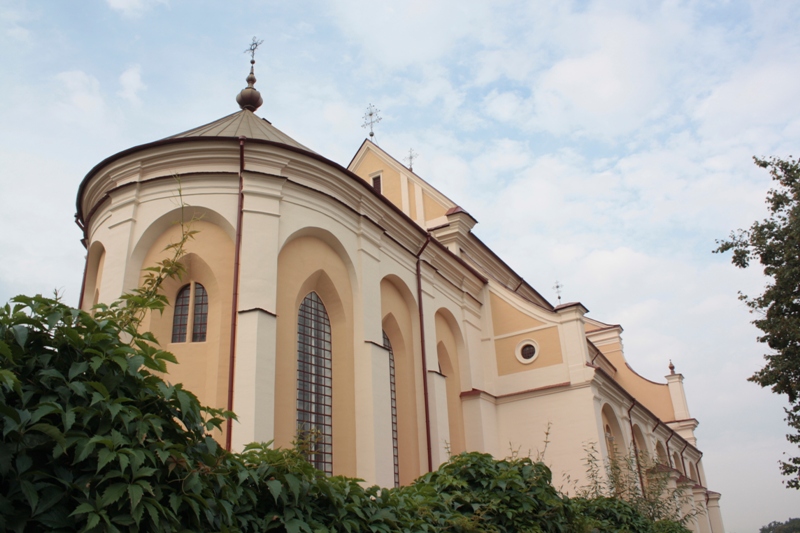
[{"left": 75, "top": 57, "right": 725, "bottom": 532}]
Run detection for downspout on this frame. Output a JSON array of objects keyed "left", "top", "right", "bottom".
[
  {"left": 679, "top": 441, "right": 689, "bottom": 477},
  {"left": 416, "top": 234, "right": 433, "bottom": 472},
  {"left": 627, "top": 402, "right": 645, "bottom": 491},
  {"left": 695, "top": 452, "right": 704, "bottom": 486},
  {"left": 226, "top": 137, "right": 246, "bottom": 450}
]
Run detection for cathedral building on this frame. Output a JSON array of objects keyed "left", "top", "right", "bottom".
[{"left": 75, "top": 60, "right": 725, "bottom": 532}]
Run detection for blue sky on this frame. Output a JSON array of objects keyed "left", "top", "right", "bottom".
[{"left": 2, "top": 0, "right": 800, "bottom": 529}]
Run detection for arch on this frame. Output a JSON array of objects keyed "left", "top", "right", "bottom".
[
  {"left": 275, "top": 235, "right": 355, "bottom": 477},
  {"left": 672, "top": 451, "right": 684, "bottom": 474},
  {"left": 126, "top": 206, "right": 235, "bottom": 293},
  {"left": 81, "top": 240, "right": 106, "bottom": 311},
  {"left": 139, "top": 218, "right": 235, "bottom": 444},
  {"left": 631, "top": 423, "right": 649, "bottom": 459},
  {"left": 655, "top": 441, "right": 669, "bottom": 465},
  {"left": 280, "top": 226, "right": 358, "bottom": 295},
  {"left": 435, "top": 308, "right": 466, "bottom": 455},
  {"left": 601, "top": 404, "right": 628, "bottom": 459},
  {"left": 380, "top": 275, "right": 422, "bottom": 484}
]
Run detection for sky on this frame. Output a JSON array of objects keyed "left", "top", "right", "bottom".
[{"left": 1, "top": 0, "right": 799, "bottom": 530}]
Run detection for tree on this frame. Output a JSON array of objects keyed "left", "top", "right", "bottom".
[
  {"left": 761, "top": 517, "right": 800, "bottom": 533},
  {"left": 715, "top": 155, "right": 800, "bottom": 488}
]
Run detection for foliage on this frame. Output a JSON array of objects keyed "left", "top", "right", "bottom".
[
  {"left": 761, "top": 518, "right": 800, "bottom": 533},
  {"left": 715, "top": 155, "right": 800, "bottom": 488},
  {"left": 577, "top": 443, "right": 694, "bottom": 531}
]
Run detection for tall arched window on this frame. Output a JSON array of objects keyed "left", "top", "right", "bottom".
[
  {"left": 297, "top": 292, "right": 333, "bottom": 475},
  {"left": 172, "top": 285, "right": 191, "bottom": 343},
  {"left": 172, "top": 282, "right": 208, "bottom": 343},
  {"left": 192, "top": 283, "right": 208, "bottom": 342},
  {"left": 383, "top": 330, "right": 399, "bottom": 487}
]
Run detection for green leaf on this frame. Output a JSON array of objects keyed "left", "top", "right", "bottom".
[
  {"left": 0, "top": 340, "right": 11, "bottom": 359},
  {"left": 267, "top": 479, "right": 284, "bottom": 502},
  {"left": 10, "top": 325, "right": 28, "bottom": 347},
  {"left": 70, "top": 502, "right": 95, "bottom": 516},
  {"left": 20, "top": 479, "right": 38, "bottom": 512},
  {"left": 101, "top": 483, "right": 128, "bottom": 506},
  {"left": 128, "top": 483, "right": 144, "bottom": 509},
  {"left": 84, "top": 512, "right": 101, "bottom": 531}
]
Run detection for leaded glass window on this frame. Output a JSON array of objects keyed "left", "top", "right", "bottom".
[
  {"left": 297, "top": 292, "right": 333, "bottom": 475},
  {"left": 172, "top": 285, "right": 190, "bottom": 343},
  {"left": 383, "top": 330, "right": 399, "bottom": 487},
  {"left": 192, "top": 283, "right": 208, "bottom": 342}
]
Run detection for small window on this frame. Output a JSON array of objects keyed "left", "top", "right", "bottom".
[
  {"left": 515, "top": 339, "right": 539, "bottom": 364},
  {"left": 372, "top": 175, "right": 382, "bottom": 194},
  {"left": 171, "top": 282, "right": 209, "bottom": 343}
]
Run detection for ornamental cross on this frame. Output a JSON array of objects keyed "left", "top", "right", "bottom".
[
  {"left": 553, "top": 280, "right": 563, "bottom": 304},
  {"left": 245, "top": 36, "right": 264, "bottom": 61},
  {"left": 404, "top": 148, "right": 418, "bottom": 171},
  {"left": 362, "top": 103, "right": 382, "bottom": 140}
]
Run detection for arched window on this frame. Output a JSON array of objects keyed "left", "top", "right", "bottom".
[
  {"left": 383, "top": 330, "right": 399, "bottom": 487},
  {"left": 171, "top": 282, "right": 208, "bottom": 343},
  {"left": 192, "top": 283, "right": 208, "bottom": 342},
  {"left": 297, "top": 292, "right": 333, "bottom": 475},
  {"left": 172, "top": 285, "right": 191, "bottom": 343}
]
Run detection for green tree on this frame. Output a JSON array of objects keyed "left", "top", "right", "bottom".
[
  {"left": 715, "top": 156, "right": 800, "bottom": 488},
  {"left": 761, "top": 517, "right": 800, "bottom": 533}
]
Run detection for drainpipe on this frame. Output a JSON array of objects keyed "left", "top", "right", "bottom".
[
  {"left": 416, "top": 234, "right": 433, "bottom": 472},
  {"left": 226, "top": 137, "right": 246, "bottom": 450},
  {"left": 695, "top": 452, "right": 704, "bottom": 486},
  {"left": 680, "top": 441, "right": 689, "bottom": 478},
  {"left": 627, "top": 402, "right": 645, "bottom": 491}
]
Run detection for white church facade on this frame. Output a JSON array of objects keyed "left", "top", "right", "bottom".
[{"left": 75, "top": 61, "right": 725, "bottom": 532}]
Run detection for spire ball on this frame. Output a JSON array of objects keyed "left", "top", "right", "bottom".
[{"left": 237, "top": 38, "right": 264, "bottom": 112}]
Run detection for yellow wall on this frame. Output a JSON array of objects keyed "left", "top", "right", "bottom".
[
  {"left": 141, "top": 221, "right": 235, "bottom": 441},
  {"left": 381, "top": 277, "right": 422, "bottom": 484},
  {"left": 495, "top": 327, "right": 563, "bottom": 376},
  {"left": 351, "top": 150, "right": 403, "bottom": 210},
  {"left": 422, "top": 191, "right": 448, "bottom": 222},
  {"left": 490, "top": 292, "right": 545, "bottom": 336},
  {"left": 596, "top": 341, "right": 675, "bottom": 422},
  {"left": 274, "top": 235, "right": 357, "bottom": 477}
]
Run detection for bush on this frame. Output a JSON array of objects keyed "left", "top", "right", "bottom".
[{"left": 0, "top": 294, "right": 695, "bottom": 532}]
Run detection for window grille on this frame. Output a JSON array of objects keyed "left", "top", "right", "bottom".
[
  {"left": 172, "top": 285, "right": 191, "bottom": 343},
  {"left": 383, "top": 330, "right": 400, "bottom": 487},
  {"left": 192, "top": 283, "right": 208, "bottom": 342},
  {"left": 297, "top": 292, "right": 333, "bottom": 475}
]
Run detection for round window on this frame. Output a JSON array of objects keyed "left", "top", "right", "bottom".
[
  {"left": 515, "top": 339, "right": 540, "bottom": 365},
  {"left": 521, "top": 344, "right": 537, "bottom": 360}
]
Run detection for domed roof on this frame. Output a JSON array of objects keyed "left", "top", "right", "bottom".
[{"left": 163, "top": 109, "right": 313, "bottom": 152}]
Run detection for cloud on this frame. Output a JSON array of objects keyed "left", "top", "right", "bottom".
[
  {"left": 118, "top": 65, "right": 146, "bottom": 105},
  {"left": 106, "top": 0, "right": 166, "bottom": 18},
  {"left": 54, "top": 70, "right": 106, "bottom": 122}
]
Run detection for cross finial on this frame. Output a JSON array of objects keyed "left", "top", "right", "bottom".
[
  {"left": 245, "top": 36, "right": 264, "bottom": 62},
  {"left": 404, "top": 148, "right": 418, "bottom": 171},
  {"left": 553, "top": 280, "right": 563, "bottom": 304},
  {"left": 362, "top": 103, "right": 382, "bottom": 142}
]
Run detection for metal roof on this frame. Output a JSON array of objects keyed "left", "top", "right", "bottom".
[{"left": 163, "top": 109, "right": 313, "bottom": 152}]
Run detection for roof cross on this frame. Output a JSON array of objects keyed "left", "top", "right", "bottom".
[
  {"left": 404, "top": 148, "right": 418, "bottom": 171},
  {"left": 362, "top": 103, "right": 382, "bottom": 141},
  {"left": 245, "top": 36, "right": 264, "bottom": 61},
  {"left": 553, "top": 280, "right": 563, "bottom": 304}
]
